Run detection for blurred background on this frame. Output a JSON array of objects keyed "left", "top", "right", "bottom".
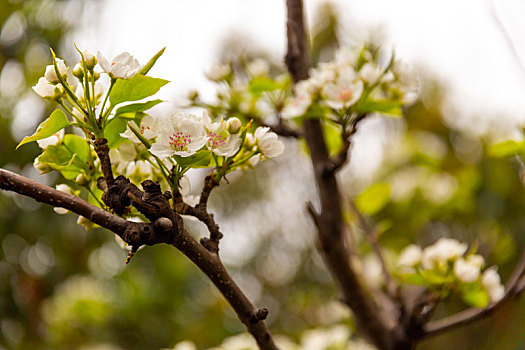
[{"left": 1, "top": 0, "right": 524, "bottom": 349}]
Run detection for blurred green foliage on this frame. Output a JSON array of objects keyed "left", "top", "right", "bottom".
[{"left": 0, "top": 1, "right": 524, "bottom": 350}]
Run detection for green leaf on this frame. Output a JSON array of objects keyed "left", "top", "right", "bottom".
[
  {"left": 356, "top": 99, "right": 403, "bottom": 117},
  {"left": 487, "top": 140, "right": 525, "bottom": 158},
  {"left": 63, "top": 134, "right": 90, "bottom": 164},
  {"left": 460, "top": 282, "right": 490, "bottom": 308},
  {"left": 115, "top": 100, "right": 163, "bottom": 117},
  {"left": 397, "top": 272, "right": 427, "bottom": 285},
  {"left": 139, "top": 47, "right": 166, "bottom": 75},
  {"left": 38, "top": 145, "right": 86, "bottom": 180},
  {"left": 104, "top": 117, "right": 128, "bottom": 149},
  {"left": 17, "top": 109, "right": 69, "bottom": 149},
  {"left": 322, "top": 121, "right": 343, "bottom": 157},
  {"left": 355, "top": 183, "right": 391, "bottom": 215},
  {"left": 109, "top": 75, "right": 169, "bottom": 105},
  {"left": 419, "top": 269, "right": 450, "bottom": 285},
  {"left": 173, "top": 150, "right": 212, "bottom": 168},
  {"left": 248, "top": 76, "right": 280, "bottom": 94}
]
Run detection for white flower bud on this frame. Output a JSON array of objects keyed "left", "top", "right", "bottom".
[
  {"left": 44, "top": 58, "right": 68, "bottom": 83},
  {"left": 83, "top": 51, "right": 97, "bottom": 70},
  {"left": 247, "top": 58, "right": 270, "bottom": 77},
  {"left": 244, "top": 133, "right": 256, "bottom": 148},
  {"left": 227, "top": 117, "right": 242, "bottom": 134},
  {"left": 72, "top": 63, "right": 84, "bottom": 79},
  {"left": 454, "top": 258, "right": 481, "bottom": 282},
  {"left": 481, "top": 268, "right": 505, "bottom": 302},
  {"left": 75, "top": 174, "right": 90, "bottom": 186},
  {"left": 205, "top": 62, "right": 231, "bottom": 81}
]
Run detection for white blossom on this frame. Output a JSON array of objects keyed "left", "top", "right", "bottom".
[
  {"left": 359, "top": 63, "right": 383, "bottom": 84},
  {"left": 422, "top": 238, "right": 468, "bottom": 270},
  {"left": 204, "top": 114, "right": 242, "bottom": 157},
  {"left": 32, "top": 77, "right": 62, "bottom": 99},
  {"left": 322, "top": 80, "right": 363, "bottom": 109},
  {"left": 254, "top": 126, "right": 284, "bottom": 158},
  {"left": 481, "top": 268, "right": 505, "bottom": 303},
  {"left": 97, "top": 51, "right": 141, "bottom": 79},
  {"left": 150, "top": 112, "right": 208, "bottom": 158},
  {"left": 281, "top": 90, "right": 312, "bottom": 119},
  {"left": 205, "top": 62, "right": 231, "bottom": 81},
  {"left": 44, "top": 58, "right": 68, "bottom": 83},
  {"left": 454, "top": 258, "right": 481, "bottom": 282},
  {"left": 37, "top": 129, "right": 64, "bottom": 149},
  {"left": 247, "top": 58, "right": 270, "bottom": 77},
  {"left": 398, "top": 244, "right": 423, "bottom": 267},
  {"left": 54, "top": 184, "right": 74, "bottom": 215},
  {"left": 121, "top": 115, "right": 159, "bottom": 143}
]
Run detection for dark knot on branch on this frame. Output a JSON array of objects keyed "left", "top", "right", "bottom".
[{"left": 250, "top": 308, "right": 269, "bottom": 323}]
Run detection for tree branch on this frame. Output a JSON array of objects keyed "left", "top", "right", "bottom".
[
  {"left": 423, "top": 247, "right": 525, "bottom": 337},
  {"left": 284, "top": 2, "right": 398, "bottom": 349},
  {"left": 0, "top": 168, "right": 279, "bottom": 349}
]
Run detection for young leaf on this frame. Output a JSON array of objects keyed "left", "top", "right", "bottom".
[
  {"left": 322, "top": 121, "right": 343, "bottom": 157},
  {"left": 248, "top": 76, "right": 280, "bottom": 94},
  {"left": 356, "top": 99, "right": 403, "bottom": 117},
  {"left": 460, "top": 282, "right": 490, "bottom": 308},
  {"left": 104, "top": 117, "right": 128, "bottom": 148},
  {"left": 355, "top": 182, "right": 391, "bottom": 215},
  {"left": 109, "top": 75, "right": 169, "bottom": 105},
  {"left": 38, "top": 145, "right": 87, "bottom": 180},
  {"left": 487, "top": 140, "right": 525, "bottom": 158},
  {"left": 173, "top": 150, "right": 212, "bottom": 168},
  {"left": 139, "top": 47, "right": 166, "bottom": 75},
  {"left": 115, "top": 100, "right": 163, "bottom": 117},
  {"left": 17, "top": 109, "right": 69, "bottom": 149}
]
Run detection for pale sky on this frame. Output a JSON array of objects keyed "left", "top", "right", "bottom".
[{"left": 68, "top": 0, "right": 525, "bottom": 139}]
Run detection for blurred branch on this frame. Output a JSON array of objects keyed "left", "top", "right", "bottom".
[
  {"left": 424, "top": 247, "right": 525, "bottom": 337},
  {"left": 0, "top": 167, "right": 278, "bottom": 349},
  {"left": 350, "top": 201, "right": 400, "bottom": 300},
  {"left": 285, "top": 1, "right": 400, "bottom": 349}
]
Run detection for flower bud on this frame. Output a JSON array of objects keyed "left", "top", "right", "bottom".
[
  {"left": 77, "top": 215, "right": 97, "bottom": 230},
  {"left": 227, "top": 117, "right": 241, "bottom": 134},
  {"left": 90, "top": 70, "right": 100, "bottom": 80},
  {"left": 53, "top": 84, "right": 64, "bottom": 99},
  {"left": 44, "top": 58, "right": 68, "bottom": 83},
  {"left": 244, "top": 133, "right": 256, "bottom": 148},
  {"left": 83, "top": 51, "right": 97, "bottom": 70},
  {"left": 75, "top": 174, "right": 90, "bottom": 186},
  {"left": 34, "top": 157, "right": 52, "bottom": 173},
  {"left": 187, "top": 89, "right": 199, "bottom": 101},
  {"left": 72, "top": 63, "right": 84, "bottom": 79}
]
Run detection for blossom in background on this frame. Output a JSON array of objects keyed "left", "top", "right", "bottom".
[
  {"left": 359, "top": 62, "right": 383, "bottom": 84},
  {"left": 75, "top": 81, "right": 105, "bottom": 105},
  {"left": 421, "top": 238, "right": 468, "bottom": 270},
  {"left": 44, "top": 58, "right": 68, "bottom": 83},
  {"left": 150, "top": 112, "right": 208, "bottom": 158},
  {"left": 482, "top": 268, "right": 505, "bottom": 303},
  {"left": 246, "top": 58, "right": 270, "bottom": 77},
  {"left": 37, "top": 129, "right": 64, "bottom": 150},
  {"left": 205, "top": 62, "right": 231, "bottom": 81},
  {"left": 254, "top": 126, "right": 284, "bottom": 158},
  {"left": 97, "top": 51, "right": 142, "bottom": 79},
  {"left": 453, "top": 257, "right": 481, "bottom": 282},
  {"left": 204, "top": 114, "right": 241, "bottom": 157},
  {"left": 398, "top": 244, "right": 423, "bottom": 268},
  {"left": 322, "top": 80, "right": 363, "bottom": 109}
]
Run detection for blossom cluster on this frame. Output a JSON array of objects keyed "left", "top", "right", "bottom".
[
  {"left": 122, "top": 112, "right": 284, "bottom": 160},
  {"left": 281, "top": 46, "right": 418, "bottom": 120},
  {"left": 398, "top": 238, "right": 505, "bottom": 305}
]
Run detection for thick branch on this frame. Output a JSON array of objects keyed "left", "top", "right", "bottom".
[
  {"left": 93, "top": 138, "right": 114, "bottom": 187},
  {"left": 0, "top": 167, "right": 278, "bottom": 349},
  {"left": 424, "top": 247, "right": 525, "bottom": 337},
  {"left": 0, "top": 168, "right": 127, "bottom": 236},
  {"left": 284, "top": 2, "right": 396, "bottom": 349}
]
